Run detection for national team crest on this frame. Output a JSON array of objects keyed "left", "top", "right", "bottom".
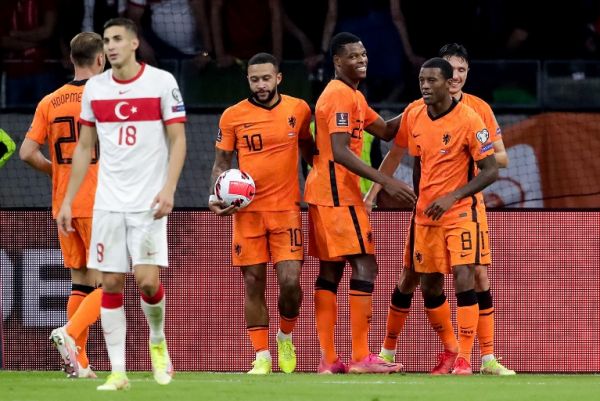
[
  {"left": 288, "top": 115, "right": 296, "bottom": 128},
  {"left": 442, "top": 133, "right": 451, "bottom": 145},
  {"left": 476, "top": 129, "right": 490, "bottom": 144}
]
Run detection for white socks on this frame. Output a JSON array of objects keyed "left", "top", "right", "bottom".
[
  {"left": 141, "top": 297, "right": 166, "bottom": 345},
  {"left": 101, "top": 306, "right": 127, "bottom": 373}
]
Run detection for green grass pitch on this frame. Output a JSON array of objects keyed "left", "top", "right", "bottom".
[{"left": 1, "top": 371, "right": 599, "bottom": 401}]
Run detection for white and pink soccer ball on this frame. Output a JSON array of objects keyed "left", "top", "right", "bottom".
[{"left": 214, "top": 169, "right": 256, "bottom": 208}]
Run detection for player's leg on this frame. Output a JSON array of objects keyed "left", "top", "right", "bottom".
[
  {"left": 315, "top": 260, "right": 346, "bottom": 373},
  {"left": 233, "top": 211, "right": 272, "bottom": 374},
  {"left": 129, "top": 211, "right": 172, "bottom": 384},
  {"left": 475, "top": 265, "right": 515, "bottom": 375},
  {"left": 308, "top": 204, "right": 347, "bottom": 373},
  {"left": 90, "top": 211, "right": 130, "bottom": 390},
  {"left": 451, "top": 263, "right": 478, "bottom": 375},
  {"left": 66, "top": 266, "right": 102, "bottom": 377},
  {"left": 420, "top": 273, "right": 459, "bottom": 374},
  {"left": 62, "top": 218, "right": 102, "bottom": 377},
  {"left": 242, "top": 264, "right": 272, "bottom": 374},
  {"left": 413, "top": 224, "right": 459, "bottom": 374},
  {"left": 50, "top": 225, "right": 90, "bottom": 377},
  {"left": 270, "top": 210, "right": 304, "bottom": 373},
  {"left": 346, "top": 253, "right": 402, "bottom": 373},
  {"left": 379, "top": 223, "right": 422, "bottom": 362}
]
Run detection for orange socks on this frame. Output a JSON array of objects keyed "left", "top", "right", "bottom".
[
  {"left": 349, "top": 279, "right": 374, "bottom": 362},
  {"left": 382, "top": 287, "right": 413, "bottom": 351},
  {"left": 67, "top": 285, "right": 101, "bottom": 368},
  {"left": 477, "top": 290, "right": 494, "bottom": 357},
  {"left": 247, "top": 326, "right": 269, "bottom": 353},
  {"left": 314, "top": 287, "right": 338, "bottom": 364},
  {"left": 424, "top": 294, "right": 458, "bottom": 353},
  {"left": 456, "top": 290, "right": 479, "bottom": 362},
  {"left": 279, "top": 315, "right": 298, "bottom": 335}
]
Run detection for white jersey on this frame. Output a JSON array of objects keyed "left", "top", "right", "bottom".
[{"left": 80, "top": 63, "right": 186, "bottom": 212}]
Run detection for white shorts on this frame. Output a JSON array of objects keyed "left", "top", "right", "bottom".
[{"left": 89, "top": 210, "right": 169, "bottom": 273}]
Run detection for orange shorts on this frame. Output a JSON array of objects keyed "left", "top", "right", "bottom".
[
  {"left": 232, "top": 210, "right": 303, "bottom": 266},
  {"left": 58, "top": 217, "right": 93, "bottom": 269},
  {"left": 308, "top": 204, "right": 374, "bottom": 262},
  {"left": 404, "top": 219, "right": 491, "bottom": 274}
]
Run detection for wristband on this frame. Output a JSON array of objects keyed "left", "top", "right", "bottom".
[{"left": 209, "top": 194, "right": 218, "bottom": 203}]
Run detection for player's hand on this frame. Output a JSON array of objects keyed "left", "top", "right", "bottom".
[
  {"left": 382, "top": 178, "right": 416, "bottom": 206},
  {"left": 208, "top": 196, "right": 239, "bottom": 216},
  {"left": 56, "top": 203, "right": 74, "bottom": 236},
  {"left": 424, "top": 193, "right": 457, "bottom": 221},
  {"left": 151, "top": 188, "right": 175, "bottom": 219},
  {"left": 363, "top": 194, "right": 377, "bottom": 213}
]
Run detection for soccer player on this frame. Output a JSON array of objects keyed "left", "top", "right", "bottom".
[
  {"left": 56, "top": 17, "right": 187, "bottom": 390},
  {"left": 19, "top": 32, "right": 105, "bottom": 379},
  {"left": 368, "top": 44, "right": 515, "bottom": 375},
  {"left": 208, "top": 52, "right": 315, "bottom": 374},
  {"left": 304, "top": 32, "right": 415, "bottom": 374},
  {"left": 371, "top": 57, "right": 498, "bottom": 375}
]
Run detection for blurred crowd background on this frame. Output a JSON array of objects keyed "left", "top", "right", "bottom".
[{"left": 1, "top": 0, "right": 600, "bottom": 108}]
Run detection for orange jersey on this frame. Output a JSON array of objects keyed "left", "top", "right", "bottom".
[
  {"left": 396, "top": 93, "right": 501, "bottom": 146},
  {"left": 304, "top": 79, "right": 379, "bottom": 206},
  {"left": 26, "top": 80, "right": 99, "bottom": 218},
  {"left": 216, "top": 94, "right": 311, "bottom": 212},
  {"left": 397, "top": 101, "right": 494, "bottom": 226}
]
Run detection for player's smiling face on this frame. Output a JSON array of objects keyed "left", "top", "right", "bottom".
[
  {"left": 103, "top": 26, "right": 138, "bottom": 68},
  {"left": 419, "top": 67, "right": 451, "bottom": 105},
  {"left": 444, "top": 55, "right": 469, "bottom": 96},
  {"left": 335, "top": 42, "right": 368, "bottom": 82},
  {"left": 247, "top": 63, "right": 282, "bottom": 106}
]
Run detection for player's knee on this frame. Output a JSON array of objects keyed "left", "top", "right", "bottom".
[
  {"left": 279, "top": 279, "right": 301, "bottom": 300},
  {"left": 315, "top": 276, "right": 339, "bottom": 294},
  {"left": 138, "top": 279, "right": 160, "bottom": 298},
  {"left": 474, "top": 265, "right": 490, "bottom": 292},
  {"left": 398, "top": 268, "right": 420, "bottom": 293}
]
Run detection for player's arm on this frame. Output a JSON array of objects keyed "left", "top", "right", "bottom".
[
  {"left": 151, "top": 122, "right": 186, "bottom": 219},
  {"left": 299, "top": 136, "right": 316, "bottom": 167},
  {"left": 208, "top": 148, "right": 237, "bottom": 216},
  {"left": 56, "top": 125, "right": 97, "bottom": 235},
  {"left": 331, "top": 133, "right": 415, "bottom": 205},
  {"left": 493, "top": 138, "right": 509, "bottom": 168},
  {"left": 19, "top": 138, "right": 52, "bottom": 176},
  {"left": 363, "top": 142, "right": 406, "bottom": 212},
  {"left": 425, "top": 154, "right": 498, "bottom": 221},
  {"left": 364, "top": 114, "right": 401, "bottom": 141}
]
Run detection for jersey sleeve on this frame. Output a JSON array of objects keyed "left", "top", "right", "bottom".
[
  {"left": 26, "top": 97, "right": 50, "bottom": 145},
  {"left": 297, "top": 100, "right": 312, "bottom": 140},
  {"left": 363, "top": 104, "right": 380, "bottom": 127},
  {"left": 467, "top": 113, "right": 494, "bottom": 161},
  {"left": 478, "top": 101, "right": 502, "bottom": 142},
  {"left": 79, "top": 82, "right": 96, "bottom": 126},
  {"left": 160, "top": 72, "right": 187, "bottom": 124},
  {"left": 325, "top": 92, "right": 354, "bottom": 136},
  {"left": 215, "top": 107, "right": 236, "bottom": 151}
]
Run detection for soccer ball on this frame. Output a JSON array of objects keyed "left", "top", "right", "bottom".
[{"left": 214, "top": 169, "right": 255, "bottom": 208}]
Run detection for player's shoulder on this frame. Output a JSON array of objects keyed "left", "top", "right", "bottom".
[
  {"left": 462, "top": 93, "right": 493, "bottom": 112},
  {"left": 86, "top": 69, "right": 112, "bottom": 88},
  {"left": 220, "top": 98, "right": 252, "bottom": 124},
  {"left": 281, "top": 94, "right": 311, "bottom": 113},
  {"left": 144, "top": 64, "right": 177, "bottom": 81},
  {"left": 456, "top": 101, "right": 485, "bottom": 126}
]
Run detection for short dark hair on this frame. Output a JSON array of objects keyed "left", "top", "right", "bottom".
[
  {"left": 248, "top": 52, "right": 279, "bottom": 70},
  {"left": 421, "top": 57, "right": 453, "bottom": 80},
  {"left": 330, "top": 32, "right": 361, "bottom": 57},
  {"left": 438, "top": 43, "right": 469, "bottom": 65},
  {"left": 103, "top": 17, "right": 138, "bottom": 36},
  {"left": 70, "top": 32, "right": 103, "bottom": 67}
]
